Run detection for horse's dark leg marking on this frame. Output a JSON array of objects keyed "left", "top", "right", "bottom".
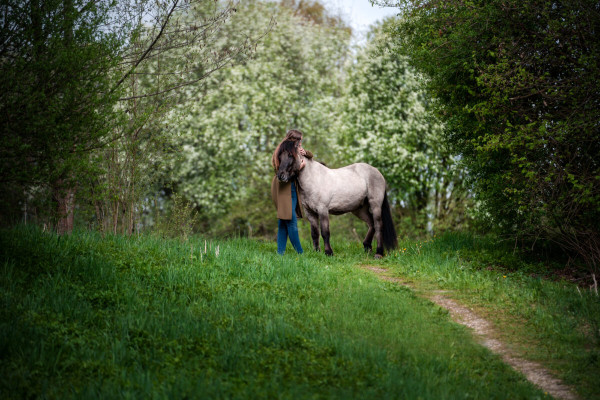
[
  {"left": 311, "top": 225, "right": 320, "bottom": 251},
  {"left": 352, "top": 204, "right": 374, "bottom": 252},
  {"left": 371, "top": 204, "right": 384, "bottom": 258},
  {"left": 319, "top": 213, "right": 333, "bottom": 256},
  {"left": 364, "top": 229, "right": 375, "bottom": 252},
  {"left": 305, "top": 209, "right": 320, "bottom": 252}
]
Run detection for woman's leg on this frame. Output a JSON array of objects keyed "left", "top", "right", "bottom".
[
  {"left": 277, "top": 218, "right": 288, "bottom": 255},
  {"left": 288, "top": 185, "right": 304, "bottom": 254}
]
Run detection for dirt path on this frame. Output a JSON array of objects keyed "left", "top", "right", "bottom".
[{"left": 362, "top": 265, "right": 578, "bottom": 400}]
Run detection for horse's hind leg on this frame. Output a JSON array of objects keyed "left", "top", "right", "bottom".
[
  {"left": 305, "top": 209, "right": 321, "bottom": 252},
  {"left": 319, "top": 212, "right": 334, "bottom": 256},
  {"left": 352, "top": 204, "right": 374, "bottom": 253},
  {"left": 371, "top": 204, "right": 384, "bottom": 259}
]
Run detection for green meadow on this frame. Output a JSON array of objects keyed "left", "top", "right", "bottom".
[{"left": 1, "top": 226, "right": 598, "bottom": 399}]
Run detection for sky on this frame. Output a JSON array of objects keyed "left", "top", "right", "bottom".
[{"left": 318, "top": 0, "right": 399, "bottom": 40}]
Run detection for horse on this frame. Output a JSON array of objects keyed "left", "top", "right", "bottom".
[{"left": 276, "top": 150, "right": 397, "bottom": 258}]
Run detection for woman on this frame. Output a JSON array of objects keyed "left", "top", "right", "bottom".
[{"left": 271, "top": 129, "right": 313, "bottom": 255}]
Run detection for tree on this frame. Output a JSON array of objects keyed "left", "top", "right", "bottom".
[
  {"left": 0, "top": 0, "right": 261, "bottom": 234},
  {"left": 170, "top": 0, "right": 351, "bottom": 236},
  {"left": 380, "top": 0, "right": 600, "bottom": 270},
  {"left": 86, "top": 0, "right": 264, "bottom": 235},
  {"left": 0, "top": 0, "right": 123, "bottom": 231},
  {"left": 337, "top": 20, "right": 470, "bottom": 235}
]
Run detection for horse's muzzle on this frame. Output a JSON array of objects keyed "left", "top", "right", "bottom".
[{"left": 277, "top": 174, "right": 289, "bottom": 183}]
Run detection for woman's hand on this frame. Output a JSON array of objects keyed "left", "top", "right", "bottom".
[{"left": 299, "top": 147, "right": 306, "bottom": 156}]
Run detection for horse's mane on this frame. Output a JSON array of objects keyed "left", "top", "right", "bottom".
[
  {"left": 277, "top": 140, "right": 298, "bottom": 160},
  {"left": 274, "top": 140, "right": 328, "bottom": 171},
  {"left": 272, "top": 139, "right": 299, "bottom": 170},
  {"left": 304, "top": 156, "right": 326, "bottom": 167}
]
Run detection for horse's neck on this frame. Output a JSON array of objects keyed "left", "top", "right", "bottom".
[{"left": 298, "top": 157, "right": 324, "bottom": 191}]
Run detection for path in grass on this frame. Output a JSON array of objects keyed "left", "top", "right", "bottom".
[{"left": 362, "top": 265, "right": 578, "bottom": 400}]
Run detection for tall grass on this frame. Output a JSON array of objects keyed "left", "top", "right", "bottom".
[{"left": 0, "top": 226, "right": 552, "bottom": 399}]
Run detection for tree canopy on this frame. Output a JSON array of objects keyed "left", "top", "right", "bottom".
[
  {"left": 0, "top": 0, "right": 260, "bottom": 232},
  {"left": 5, "top": 0, "right": 596, "bottom": 271},
  {"left": 337, "top": 21, "right": 470, "bottom": 234},
  {"left": 380, "top": 0, "right": 600, "bottom": 269},
  {"left": 171, "top": 0, "right": 351, "bottom": 235}
]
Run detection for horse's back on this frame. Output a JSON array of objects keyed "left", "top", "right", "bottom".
[
  {"left": 300, "top": 159, "right": 386, "bottom": 214},
  {"left": 328, "top": 162, "right": 384, "bottom": 201},
  {"left": 343, "top": 163, "right": 385, "bottom": 187}
]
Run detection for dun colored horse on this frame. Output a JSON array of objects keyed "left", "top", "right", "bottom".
[{"left": 277, "top": 149, "right": 397, "bottom": 258}]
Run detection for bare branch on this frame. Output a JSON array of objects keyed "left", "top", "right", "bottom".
[{"left": 110, "top": 0, "right": 180, "bottom": 94}]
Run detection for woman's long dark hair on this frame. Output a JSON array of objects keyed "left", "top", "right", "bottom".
[{"left": 272, "top": 129, "right": 303, "bottom": 170}]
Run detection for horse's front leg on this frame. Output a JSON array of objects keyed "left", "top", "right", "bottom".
[
  {"left": 305, "top": 209, "right": 321, "bottom": 252},
  {"left": 319, "top": 212, "right": 333, "bottom": 256}
]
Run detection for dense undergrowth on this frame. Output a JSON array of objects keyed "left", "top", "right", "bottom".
[{"left": 0, "top": 226, "right": 598, "bottom": 399}]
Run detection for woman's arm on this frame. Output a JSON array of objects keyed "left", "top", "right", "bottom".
[
  {"left": 299, "top": 146, "right": 312, "bottom": 170},
  {"left": 299, "top": 147, "right": 313, "bottom": 158}
]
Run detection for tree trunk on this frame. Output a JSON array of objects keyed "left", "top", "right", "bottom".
[
  {"left": 53, "top": 180, "right": 76, "bottom": 234},
  {"left": 51, "top": 0, "right": 77, "bottom": 236}
]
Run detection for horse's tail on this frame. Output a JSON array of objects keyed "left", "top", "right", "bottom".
[{"left": 381, "top": 192, "right": 398, "bottom": 251}]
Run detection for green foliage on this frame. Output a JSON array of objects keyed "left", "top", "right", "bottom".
[
  {"left": 0, "top": 0, "right": 123, "bottom": 224},
  {"left": 383, "top": 0, "right": 600, "bottom": 271},
  {"left": 380, "top": 232, "right": 600, "bottom": 399},
  {"left": 280, "top": 0, "right": 351, "bottom": 31},
  {"left": 171, "top": 0, "right": 351, "bottom": 235},
  {"left": 337, "top": 21, "right": 472, "bottom": 236},
  {"left": 0, "top": 226, "right": 560, "bottom": 399},
  {"left": 154, "top": 193, "right": 199, "bottom": 239},
  {"left": 0, "top": 1, "right": 259, "bottom": 234},
  {"left": 76, "top": 0, "right": 261, "bottom": 235}
]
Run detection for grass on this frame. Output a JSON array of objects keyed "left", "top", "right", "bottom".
[
  {"left": 0, "top": 226, "right": 596, "bottom": 399},
  {"left": 379, "top": 233, "right": 600, "bottom": 400}
]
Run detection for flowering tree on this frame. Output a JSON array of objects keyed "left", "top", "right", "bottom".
[
  {"left": 337, "top": 22, "right": 470, "bottom": 234},
  {"left": 0, "top": 0, "right": 261, "bottom": 234},
  {"left": 171, "top": 0, "right": 351, "bottom": 235}
]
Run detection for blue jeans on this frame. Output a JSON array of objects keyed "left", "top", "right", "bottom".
[{"left": 277, "top": 183, "right": 304, "bottom": 255}]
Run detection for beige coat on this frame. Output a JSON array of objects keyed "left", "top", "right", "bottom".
[
  {"left": 271, "top": 150, "right": 313, "bottom": 220},
  {"left": 271, "top": 177, "right": 303, "bottom": 220}
]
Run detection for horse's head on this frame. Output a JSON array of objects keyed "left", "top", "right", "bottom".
[{"left": 276, "top": 141, "right": 301, "bottom": 183}]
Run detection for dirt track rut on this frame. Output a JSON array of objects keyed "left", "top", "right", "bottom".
[{"left": 362, "top": 265, "right": 577, "bottom": 400}]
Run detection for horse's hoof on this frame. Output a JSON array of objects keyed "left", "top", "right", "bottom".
[
  {"left": 325, "top": 250, "right": 333, "bottom": 256},
  {"left": 363, "top": 246, "right": 372, "bottom": 253},
  {"left": 374, "top": 254, "right": 383, "bottom": 259}
]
